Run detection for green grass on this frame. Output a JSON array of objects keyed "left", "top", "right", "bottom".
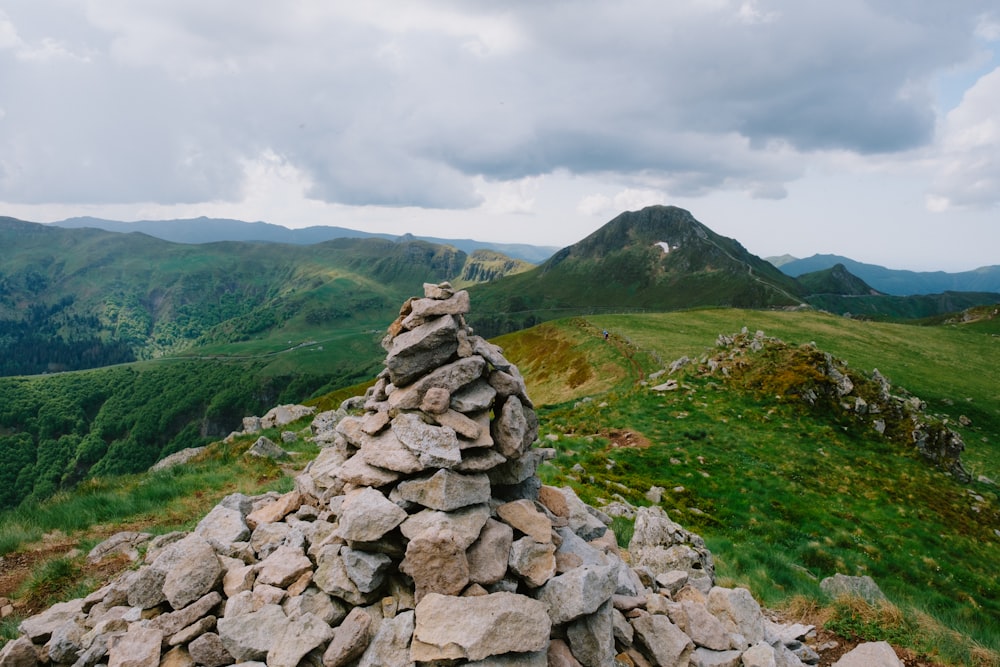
[
  {"left": 517, "top": 309, "right": 1000, "bottom": 665},
  {"left": 0, "top": 420, "right": 318, "bottom": 557}
]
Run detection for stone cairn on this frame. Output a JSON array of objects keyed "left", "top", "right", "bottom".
[{"left": 2, "top": 283, "right": 837, "bottom": 667}]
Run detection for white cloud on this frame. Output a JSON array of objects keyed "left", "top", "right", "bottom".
[
  {"left": 928, "top": 66, "right": 1000, "bottom": 209},
  {"left": 1, "top": 1, "right": 1000, "bottom": 270}
]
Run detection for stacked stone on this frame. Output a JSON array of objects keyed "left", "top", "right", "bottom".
[{"left": 2, "top": 284, "right": 828, "bottom": 667}]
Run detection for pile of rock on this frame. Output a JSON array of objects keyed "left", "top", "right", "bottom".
[{"left": 4, "top": 284, "right": 838, "bottom": 667}]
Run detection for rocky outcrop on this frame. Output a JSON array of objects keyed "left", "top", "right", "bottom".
[
  {"left": 3, "top": 285, "right": 823, "bottom": 667},
  {"left": 686, "top": 328, "right": 971, "bottom": 482}
]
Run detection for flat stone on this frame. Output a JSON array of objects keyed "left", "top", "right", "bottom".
[
  {"left": 268, "top": 612, "right": 335, "bottom": 667},
  {"left": 455, "top": 447, "right": 507, "bottom": 473},
  {"left": 400, "top": 529, "right": 470, "bottom": 602},
  {"left": 412, "top": 592, "right": 551, "bottom": 662},
  {"left": 432, "top": 409, "right": 482, "bottom": 440},
  {"left": 359, "top": 428, "right": 425, "bottom": 474},
  {"left": 322, "top": 607, "right": 373, "bottom": 667},
  {"left": 400, "top": 503, "right": 491, "bottom": 549},
  {"left": 391, "top": 413, "right": 463, "bottom": 469},
  {"left": 508, "top": 537, "right": 556, "bottom": 588},
  {"left": 217, "top": 604, "right": 292, "bottom": 663},
  {"left": 388, "top": 356, "right": 487, "bottom": 411},
  {"left": 395, "top": 469, "right": 491, "bottom": 511},
  {"left": 631, "top": 614, "right": 694, "bottom": 667},
  {"left": 535, "top": 565, "right": 617, "bottom": 626},
  {"left": 337, "top": 452, "right": 402, "bottom": 488},
  {"left": 832, "top": 641, "right": 903, "bottom": 667},
  {"left": 256, "top": 545, "right": 313, "bottom": 588},
  {"left": 246, "top": 491, "right": 302, "bottom": 529},
  {"left": 497, "top": 499, "right": 553, "bottom": 543},
  {"left": 467, "top": 519, "right": 514, "bottom": 586},
  {"left": 450, "top": 380, "right": 497, "bottom": 413},
  {"left": 357, "top": 610, "right": 415, "bottom": 667},
  {"left": 108, "top": 624, "right": 163, "bottom": 667},
  {"left": 385, "top": 314, "right": 460, "bottom": 386},
  {"left": 336, "top": 487, "right": 408, "bottom": 542}
]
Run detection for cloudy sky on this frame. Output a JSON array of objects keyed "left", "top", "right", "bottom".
[{"left": 2, "top": 1, "right": 998, "bottom": 271}]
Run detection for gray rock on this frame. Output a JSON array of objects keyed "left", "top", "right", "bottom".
[
  {"left": 322, "top": 607, "right": 373, "bottom": 667},
  {"left": 565, "top": 600, "right": 615, "bottom": 667},
  {"left": 46, "top": 617, "right": 85, "bottom": 664},
  {"left": 268, "top": 612, "right": 335, "bottom": 667},
  {"left": 107, "top": 624, "right": 163, "bottom": 667},
  {"left": 256, "top": 545, "right": 313, "bottom": 588},
  {"left": 391, "top": 413, "right": 463, "bottom": 469},
  {"left": 336, "top": 487, "right": 408, "bottom": 542},
  {"left": 400, "top": 503, "right": 491, "bottom": 549},
  {"left": 187, "top": 633, "right": 232, "bottom": 667},
  {"left": 395, "top": 469, "right": 491, "bottom": 511},
  {"left": 385, "top": 314, "right": 460, "bottom": 387},
  {"left": 313, "top": 546, "right": 378, "bottom": 606},
  {"left": 261, "top": 404, "right": 316, "bottom": 429},
  {"left": 508, "top": 537, "right": 556, "bottom": 588},
  {"left": 832, "top": 641, "right": 903, "bottom": 667},
  {"left": 671, "top": 599, "right": 732, "bottom": 651},
  {"left": 357, "top": 610, "right": 416, "bottom": 667},
  {"left": 388, "top": 356, "right": 487, "bottom": 411},
  {"left": 342, "top": 547, "right": 393, "bottom": 594},
  {"left": 631, "top": 614, "right": 694, "bottom": 667},
  {"left": 0, "top": 636, "right": 38, "bottom": 667},
  {"left": 491, "top": 396, "right": 531, "bottom": 459},
  {"left": 337, "top": 452, "right": 402, "bottom": 488},
  {"left": 155, "top": 533, "right": 223, "bottom": 611},
  {"left": 86, "top": 531, "right": 153, "bottom": 564},
  {"left": 217, "top": 604, "right": 291, "bottom": 663},
  {"left": 691, "top": 647, "right": 744, "bottom": 667},
  {"left": 467, "top": 519, "right": 515, "bottom": 586},
  {"left": 450, "top": 379, "right": 497, "bottom": 413},
  {"left": 18, "top": 598, "right": 84, "bottom": 643},
  {"left": 535, "top": 565, "right": 617, "bottom": 626},
  {"left": 629, "top": 505, "right": 713, "bottom": 591},
  {"left": 819, "top": 574, "right": 886, "bottom": 604},
  {"left": 150, "top": 447, "right": 206, "bottom": 472},
  {"left": 359, "top": 429, "right": 424, "bottom": 474},
  {"left": 247, "top": 436, "right": 289, "bottom": 460},
  {"left": 400, "top": 529, "right": 470, "bottom": 601},
  {"left": 283, "top": 586, "right": 348, "bottom": 626},
  {"left": 411, "top": 593, "right": 550, "bottom": 662},
  {"left": 148, "top": 591, "right": 223, "bottom": 637},
  {"left": 706, "top": 586, "right": 766, "bottom": 648},
  {"left": 195, "top": 505, "right": 251, "bottom": 548}
]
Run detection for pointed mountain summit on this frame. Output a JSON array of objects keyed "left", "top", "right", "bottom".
[
  {"left": 468, "top": 206, "right": 803, "bottom": 335},
  {"left": 796, "top": 263, "right": 882, "bottom": 297}
]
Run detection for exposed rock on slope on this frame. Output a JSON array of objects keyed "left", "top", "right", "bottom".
[{"left": 4, "top": 285, "right": 824, "bottom": 667}]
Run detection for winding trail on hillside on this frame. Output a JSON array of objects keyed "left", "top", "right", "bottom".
[{"left": 693, "top": 227, "right": 804, "bottom": 305}]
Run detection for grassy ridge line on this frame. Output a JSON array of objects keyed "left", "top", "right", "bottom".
[
  {"left": 581, "top": 309, "right": 999, "bottom": 481},
  {"left": 495, "top": 309, "right": 998, "bottom": 663}
]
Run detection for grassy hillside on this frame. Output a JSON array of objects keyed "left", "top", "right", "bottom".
[
  {"left": 0, "top": 217, "right": 517, "bottom": 375},
  {"left": 498, "top": 309, "right": 999, "bottom": 664},
  {"left": 1, "top": 307, "right": 996, "bottom": 665}
]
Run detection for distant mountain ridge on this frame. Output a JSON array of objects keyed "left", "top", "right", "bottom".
[
  {"left": 49, "top": 216, "right": 558, "bottom": 264},
  {"left": 775, "top": 253, "right": 1000, "bottom": 296}
]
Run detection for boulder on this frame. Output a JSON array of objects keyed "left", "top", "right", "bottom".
[{"left": 411, "top": 592, "right": 550, "bottom": 662}]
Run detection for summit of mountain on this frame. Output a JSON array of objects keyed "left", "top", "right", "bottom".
[
  {"left": 468, "top": 205, "right": 805, "bottom": 335},
  {"left": 796, "top": 263, "right": 883, "bottom": 297}
]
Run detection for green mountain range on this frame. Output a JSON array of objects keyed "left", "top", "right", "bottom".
[{"left": 777, "top": 253, "right": 1000, "bottom": 296}]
